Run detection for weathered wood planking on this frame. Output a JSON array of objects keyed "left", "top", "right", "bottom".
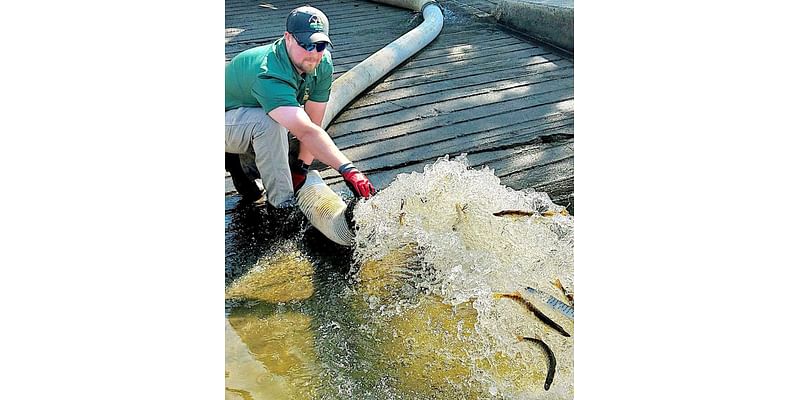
[{"left": 225, "top": 0, "right": 574, "bottom": 211}]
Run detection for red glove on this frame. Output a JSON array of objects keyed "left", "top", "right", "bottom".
[
  {"left": 338, "top": 163, "right": 376, "bottom": 198},
  {"left": 289, "top": 159, "right": 309, "bottom": 193}
]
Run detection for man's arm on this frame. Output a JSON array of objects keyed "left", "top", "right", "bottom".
[
  {"left": 269, "top": 105, "right": 376, "bottom": 198},
  {"left": 269, "top": 105, "right": 348, "bottom": 173},
  {"left": 299, "top": 100, "right": 327, "bottom": 164}
]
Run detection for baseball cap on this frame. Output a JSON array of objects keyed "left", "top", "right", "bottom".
[{"left": 286, "top": 6, "right": 332, "bottom": 46}]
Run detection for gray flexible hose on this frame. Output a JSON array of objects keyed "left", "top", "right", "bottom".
[{"left": 296, "top": 170, "right": 355, "bottom": 246}]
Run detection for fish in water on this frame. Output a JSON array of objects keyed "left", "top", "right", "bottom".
[
  {"left": 517, "top": 335, "right": 556, "bottom": 391},
  {"left": 493, "top": 291, "right": 571, "bottom": 337},
  {"left": 493, "top": 209, "right": 535, "bottom": 217}
]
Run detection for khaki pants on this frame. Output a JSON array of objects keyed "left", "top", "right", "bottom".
[{"left": 225, "top": 107, "right": 294, "bottom": 208}]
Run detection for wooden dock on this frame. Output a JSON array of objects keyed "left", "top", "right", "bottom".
[{"left": 225, "top": 0, "right": 574, "bottom": 211}]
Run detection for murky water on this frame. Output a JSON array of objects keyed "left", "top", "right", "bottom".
[{"left": 225, "top": 155, "right": 574, "bottom": 399}]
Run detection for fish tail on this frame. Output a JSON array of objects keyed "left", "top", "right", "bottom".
[{"left": 532, "top": 307, "right": 571, "bottom": 337}]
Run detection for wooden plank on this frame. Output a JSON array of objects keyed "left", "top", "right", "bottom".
[
  {"left": 325, "top": 139, "right": 571, "bottom": 193},
  {"left": 336, "top": 59, "right": 571, "bottom": 118},
  {"left": 227, "top": 10, "right": 415, "bottom": 34},
  {"left": 331, "top": 36, "right": 523, "bottom": 66},
  {"left": 325, "top": 98, "right": 574, "bottom": 176},
  {"left": 473, "top": 118, "right": 574, "bottom": 150},
  {"left": 331, "top": 85, "right": 573, "bottom": 150},
  {"left": 226, "top": 1, "right": 390, "bottom": 18},
  {"left": 332, "top": 51, "right": 565, "bottom": 98},
  {"left": 334, "top": 40, "right": 534, "bottom": 73},
  {"left": 330, "top": 75, "right": 573, "bottom": 139},
  {"left": 335, "top": 66, "right": 567, "bottom": 122},
  {"left": 468, "top": 139, "right": 573, "bottom": 178},
  {"left": 374, "top": 48, "right": 568, "bottom": 84},
  {"left": 225, "top": 5, "right": 414, "bottom": 28},
  {"left": 440, "top": 0, "right": 500, "bottom": 16}
]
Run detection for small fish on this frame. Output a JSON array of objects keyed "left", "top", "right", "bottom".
[
  {"left": 552, "top": 278, "right": 574, "bottom": 306},
  {"left": 525, "top": 286, "right": 573, "bottom": 320},
  {"left": 539, "top": 208, "right": 570, "bottom": 217},
  {"left": 493, "top": 291, "right": 571, "bottom": 337},
  {"left": 493, "top": 210, "right": 535, "bottom": 217},
  {"left": 398, "top": 212, "right": 406, "bottom": 226},
  {"left": 517, "top": 335, "right": 556, "bottom": 391}
]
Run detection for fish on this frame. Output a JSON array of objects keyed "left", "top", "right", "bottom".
[
  {"left": 493, "top": 209, "right": 535, "bottom": 217},
  {"left": 524, "top": 286, "right": 574, "bottom": 320},
  {"left": 494, "top": 208, "right": 569, "bottom": 218},
  {"left": 493, "top": 291, "right": 571, "bottom": 337},
  {"left": 517, "top": 335, "right": 556, "bottom": 391},
  {"left": 552, "top": 278, "right": 574, "bottom": 307}
]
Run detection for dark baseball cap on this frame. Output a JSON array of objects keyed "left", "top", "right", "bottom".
[{"left": 286, "top": 6, "right": 332, "bottom": 46}]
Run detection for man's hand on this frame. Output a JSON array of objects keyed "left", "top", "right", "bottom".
[
  {"left": 338, "top": 163, "right": 376, "bottom": 198},
  {"left": 290, "top": 158, "right": 309, "bottom": 193}
]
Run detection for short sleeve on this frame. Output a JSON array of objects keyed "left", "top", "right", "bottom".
[{"left": 252, "top": 77, "right": 301, "bottom": 114}]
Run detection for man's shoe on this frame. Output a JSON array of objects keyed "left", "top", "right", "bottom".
[{"left": 239, "top": 188, "right": 265, "bottom": 204}]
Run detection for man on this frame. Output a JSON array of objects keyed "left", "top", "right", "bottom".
[{"left": 225, "top": 5, "right": 376, "bottom": 208}]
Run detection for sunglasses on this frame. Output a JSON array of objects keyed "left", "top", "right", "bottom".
[{"left": 292, "top": 34, "right": 328, "bottom": 52}]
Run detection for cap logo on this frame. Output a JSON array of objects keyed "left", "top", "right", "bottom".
[{"left": 308, "top": 15, "right": 324, "bottom": 31}]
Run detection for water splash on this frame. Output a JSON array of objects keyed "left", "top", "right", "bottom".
[{"left": 351, "top": 154, "right": 574, "bottom": 398}]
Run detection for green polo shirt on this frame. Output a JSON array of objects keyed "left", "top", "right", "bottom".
[{"left": 225, "top": 37, "right": 333, "bottom": 113}]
